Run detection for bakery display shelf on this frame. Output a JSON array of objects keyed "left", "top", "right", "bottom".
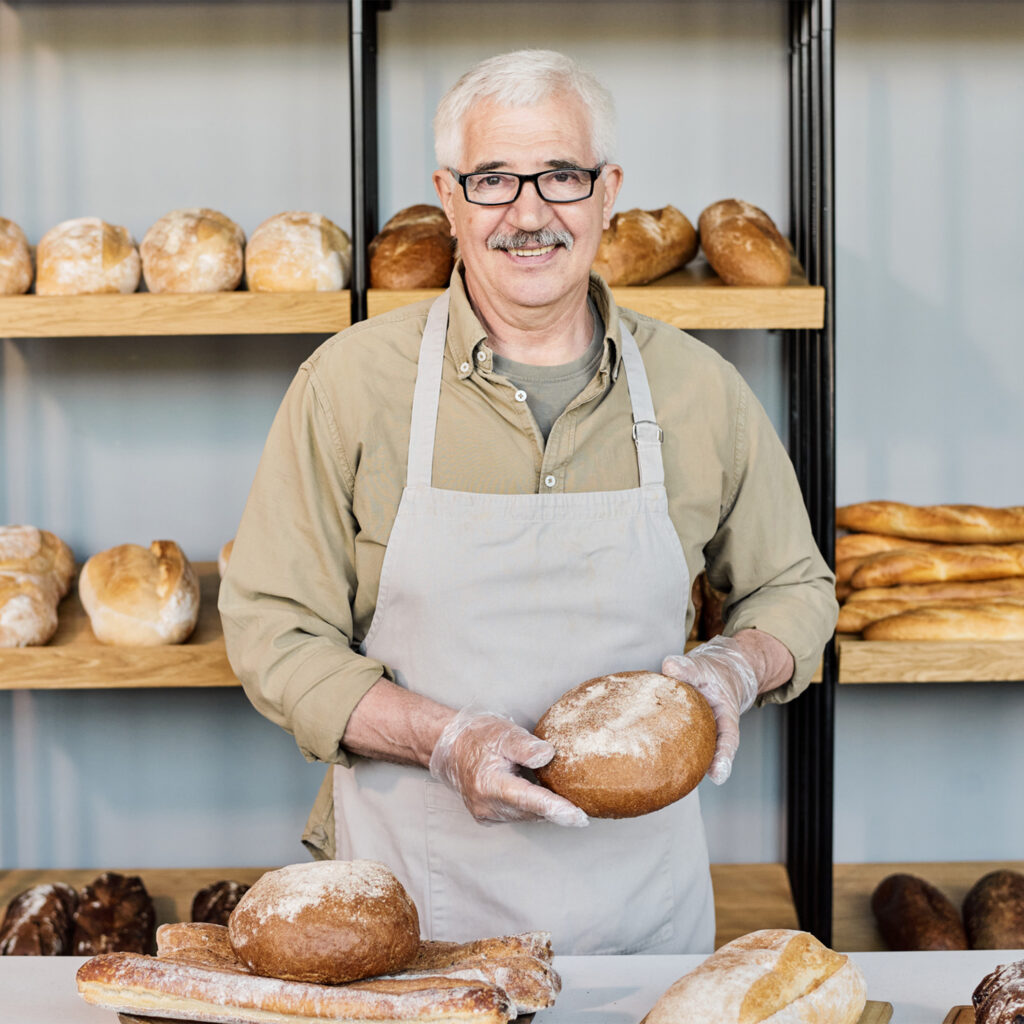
[
  {"left": 0, "top": 563, "right": 239, "bottom": 690},
  {"left": 367, "top": 257, "right": 825, "bottom": 330},
  {"left": 0, "top": 862, "right": 797, "bottom": 952},
  {"left": 0, "top": 292, "right": 351, "bottom": 338},
  {"left": 836, "top": 635, "right": 1024, "bottom": 684},
  {"left": 832, "top": 860, "right": 1024, "bottom": 952}
]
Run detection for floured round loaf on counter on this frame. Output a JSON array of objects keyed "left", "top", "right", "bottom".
[
  {"left": 245, "top": 210, "right": 351, "bottom": 292},
  {"left": 227, "top": 860, "right": 421, "bottom": 985},
  {"left": 533, "top": 670, "right": 716, "bottom": 818},
  {"left": 141, "top": 207, "right": 244, "bottom": 293},
  {"left": 0, "top": 217, "right": 33, "bottom": 294},
  {"left": 35, "top": 217, "right": 141, "bottom": 295},
  {"left": 642, "top": 929, "right": 866, "bottom": 1024}
]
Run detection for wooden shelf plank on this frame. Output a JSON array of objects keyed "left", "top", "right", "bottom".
[
  {"left": 0, "top": 292, "right": 351, "bottom": 337},
  {"left": 837, "top": 635, "right": 1024, "bottom": 684},
  {"left": 0, "top": 862, "right": 795, "bottom": 951},
  {"left": 368, "top": 259, "right": 825, "bottom": 330},
  {"left": 0, "top": 563, "right": 239, "bottom": 690},
  {"left": 833, "top": 860, "right": 1024, "bottom": 952}
]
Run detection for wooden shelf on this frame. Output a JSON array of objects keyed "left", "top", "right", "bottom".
[
  {"left": 0, "top": 862, "right": 796, "bottom": 951},
  {"left": 369, "top": 258, "right": 825, "bottom": 330},
  {"left": 0, "top": 563, "right": 239, "bottom": 690},
  {"left": 0, "top": 292, "right": 351, "bottom": 337},
  {"left": 833, "top": 860, "right": 1024, "bottom": 952},
  {"left": 836, "top": 635, "right": 1024, "bottom": 684}
]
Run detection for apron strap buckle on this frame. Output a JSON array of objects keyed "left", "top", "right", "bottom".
[{"left": 632, "top": 420, "right": 664, "bottom": 445}]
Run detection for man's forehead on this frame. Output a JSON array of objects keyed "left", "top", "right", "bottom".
[{"left": 466, "top": 158, "right": 584, "bottom": 174}]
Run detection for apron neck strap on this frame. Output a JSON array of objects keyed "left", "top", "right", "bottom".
[{"left": 407, "top": 290, "right": 665, "bottom": 488}]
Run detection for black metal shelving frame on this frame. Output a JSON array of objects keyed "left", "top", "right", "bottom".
[{"left": 348, "top": 0, "right": 837, "bottom": 944}]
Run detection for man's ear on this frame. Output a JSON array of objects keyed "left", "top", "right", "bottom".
[
  {"left": 432, "top": 170, "right": 458, "bottom": 236},
  {"left": 600, "top": 164, "right": 624, "bottom": 230}
]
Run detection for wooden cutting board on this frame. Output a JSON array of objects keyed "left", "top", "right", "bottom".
[
  {"left": 942, "top": 1008, "right": 975, "bottom": 1024},
  {"left": 861, "top": 1000, "right": 894, "bottom": 1023}
]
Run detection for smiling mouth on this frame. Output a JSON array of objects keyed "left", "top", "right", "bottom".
[{"left": 508, "top": 244, "right": 557, "bottom": 257}]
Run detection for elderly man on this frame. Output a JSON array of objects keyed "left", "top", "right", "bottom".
[{"left": 220, "top": 49, "right": 836, "bottom": 955}]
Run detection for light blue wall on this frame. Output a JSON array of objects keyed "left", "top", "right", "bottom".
[{"left": 1, "top": 1, "right": 1021, "bottom": 871}]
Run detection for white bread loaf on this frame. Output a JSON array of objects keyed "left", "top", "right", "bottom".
[
  {"left": 0, "top": 217, "right": 33, "bottom": 295},
  {"left": 79, "top": 540, "right": 199, "bottom": 645},
  {"left": 35, "top": 218, "right": 140, "bottom": 295},
  {"left": 369, "top": 205, "right": 454, "bottom": 289},
  {"left": 591, "top": 205, "right": 698, "bottom": 285},
  {"left": 0, "top": 524, "right": 75, "bottom": 597},
  {"left": 245, "top": 211, "right": 351, "bottom": 291},
  {"left": 642, "top": 929, "right": 866, "bottom": 1024},
  {"left": 141, "top": 208, "right": 244, "bottom": 294},
  {"left": 698, "top": 199, "right": 791, "bottom": 286},
  {"left": 0, "top": 574, "right": 60, "bottom": 647}
]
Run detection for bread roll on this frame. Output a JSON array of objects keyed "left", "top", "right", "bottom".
[
  {"left": 844, "top": 577, "right": 1024, "bottom": 605},
  {"left": 78, "top": 540, "right": 199, "bottom": 645},
  {"left": 0, "top": 217, "right": 33, "bottom": 295},
  {"left": 190, "top": 881, "right": 250, "bottom": 927},
  {"left": 698, "top": 199, "right": 791, "bottom": 286},
  {"left": 369, "top": 204, "right": 454, "bottom": 289},
  {"left": 838, "top": 596, "right": 1024, "bottom": 634},
  {"left": 838, "top": 501, "right": 1024, "bottom": 544},
  {"left": 973, "top": 957, "right": 1024, "bottom": 1024},
  {"left": 851, "top": 543, "right": 1024, "bottom": 589},
  {"left": 245, "top": 211, "right": 351, "bottom": 292},
  {"left": 591, "top": 205, "right": 698, "bottom": 286},
  {"left": 141, "top": 208, "right": 244, "bottom": 293},
  {"left": 963, "top": 869, "right": 1024, "bottom": 950},
  {"left": 0, "top": 574, "right": 60, "bottom": 647},
  {"left": 0, "top": 525, "right": 75, "bottom": 597},
  {"left": 863, "top": 602, "right": 1024, "bottom": 641},
  {"left": 73, "top": 872, "right": 156, "bottom": 956},
  {"left": 36, "top": 217, "right": 140, "bottom": 295},
  {"left": 533, "top": 670, "right": 716, "bottom": 818},
  {"left": 0, "top": 883, "right": 78, "bottom": 956},
  {"left": 642, "top": 929, "right": 866, "bottom": 1024},
  {"left": 228, "top": 860, "right": 420, "bottom": 985},
  {"left": 870, "top": 874, "right": 968, "bottom": 950}
]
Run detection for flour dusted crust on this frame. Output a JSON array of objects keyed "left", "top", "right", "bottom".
[
  {"left": 642, "top": 929, "right": 866, "bottom": 1024},
  {"left": 245, "top": 211, "right": 352, "bottom": 292},
  {"left": 141, "top": 208, "right": 245, "bottom": 293},
  {"left": 79, "top": 540, "right": 200, "bottom": 645},
  {"left": 591, "top": 205, "right": 698, "bottom": 286},
  {"left": 0, "top": 574, "right": 60, "bottom": 647},
  {"left": 35, "top": 217, "right": 141, "bottom": 295},
  {"left": 533, "top": 670, "right": 716, "bottom": 818},
  {"left": 0, "top": 217, "right": 33, "bottom": 294},
  {"left": 698, "top": 199, "right": 791, "bottom": 287},
  {"left": 973, "top": 958, "right": 1024, "bottom": 1024},
  {"left": 73, "top": 872, "right": 156, "bottom": 956},
  {"left": 0, "top": 882, "right": 78, "bottom": 955},
  {"left": 228, "top": 861, "right": 420, "bottom": 985},
  {"left": 0, "top": 525, "right": 75, "bottom": 596},
  {"left": 369, "top": 205, "right": 454, "bottom": 289}
]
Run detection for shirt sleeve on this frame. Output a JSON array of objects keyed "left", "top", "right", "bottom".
[
  {"left": 704, "top": 368, "right": 838, "bottom": 703},
  {"left": 218, "top": 363, "right": 385, "bottom": 766}
]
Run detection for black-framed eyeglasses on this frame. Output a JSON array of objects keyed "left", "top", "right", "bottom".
[{"left": 449, "top": 165, "right": 604, "bottom": 206}]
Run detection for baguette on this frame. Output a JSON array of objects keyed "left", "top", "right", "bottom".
[
  {"left": 835, "top": 532, "right": 934, "bottom": 562},
  {"left": 850, "top": 543, "right": 1024, "bottom": 589},
  {"left": 837, "top": 501, "right": 1024, "bottom": 544},
  {"left": 862, "top": 602, "right": 1024, "bottom": 641},
  {"left": 697, "top": 199, "right": 791, "bottom": 287},
  {"left": 838, "top": 596, "right": 1024, "bottom": 634},
  {"left": 844, "top": 577, "right": 1024, "bottom": 604},
  {"left": 591, "top": 205, "right": 698, "bottom": 285}
]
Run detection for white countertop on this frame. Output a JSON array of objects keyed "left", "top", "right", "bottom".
[{"left": 2, "top": 948, "right": 1019, "bottom": 1024}]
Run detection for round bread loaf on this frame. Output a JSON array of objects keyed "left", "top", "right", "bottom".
[
  {"left": 533, "top": 670, "right": 716, "bottom": 818},
  {"left": 369, "top": 204, "right": 454, "bottom": 289},
  {"left": 228, "top": 860, "right": 420, "bottom": 984},
  {"left": 698, "top": 198, "right": 791, "bottom": 286},
  {"left": 141, "top": 208, "right": 244, "bottom": 293},
  {"left": 0, "top": 574, "right": 60, "bottom": 647},
  {"left": 0, "top": 882, "right": 79, "bottom": 956},
  {"left": 591, "top": 205, "right": 698, "bottom": 286},
  {"left": 78, "top": 540, "right": 199, "bottom": 646},
  {"left": 0, "top": 525, "right": 75, "bottom": 597},
  {"left": 245, "top": 211, "right": 351, "bottom": 292},
  {"left": 35, "top": 217, "right": 141, "bottom": 295},
  {"left": 72, "top": 872, "right": 156, "bottom": 956},
  {"left": 0, "top": 217, "right": 33, "bottom": 295}
]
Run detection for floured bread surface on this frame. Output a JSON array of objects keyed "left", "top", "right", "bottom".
[
  {"left": 0, "top": 216, "right": 33, "bottom": 294},
  {"left": 141, "top": 208, "right": 245, "bottom": 293},
  {"left": 35, "top": 217, "right": 141, "bottom": 295},
  {"left": 643, "top": 929, "right": 867, "bottom": 1024},
  {"left": 79, "top": 540, "right": 199, "bottom": 645},
  {"left": 228, "top": 861, "right": 421, "bottom": 985},
  {"left": 0, "top": 574, "right": 60, "bottom": 646},
  {"left": 534, "top": 670, "right": 716, "bottom": 818},
  {"left": 245, "top": 211, "right": 352, "bottom": 292}
]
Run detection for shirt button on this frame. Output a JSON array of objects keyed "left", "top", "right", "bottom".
[
  {"left": 459, "top": 361, "right": 471, "bottom": 373},
  {"left": 544, "top": 474, "right": 556, "bottom": 488},
  {"left": 476, "top": 350, "right": 487, "bottom": 363},
  {"left": 514, "top": 389, "right": 528, "bottom": 402}
]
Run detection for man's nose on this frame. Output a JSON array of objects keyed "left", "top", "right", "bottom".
[{"left": 505, "top": 179, "right": 551, "bottom": 228}]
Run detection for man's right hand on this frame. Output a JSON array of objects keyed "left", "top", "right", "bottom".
[{"left": 428, "top": 707, "right": 589, "bottom": 828}]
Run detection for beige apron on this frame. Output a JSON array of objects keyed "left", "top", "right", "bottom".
[{"left": 334, "top": 291, "right": 714, "bottom": 955}]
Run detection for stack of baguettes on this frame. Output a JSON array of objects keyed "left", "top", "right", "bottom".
[{"left": 835, "top": 501, "right": 1024, "bottom": 640}]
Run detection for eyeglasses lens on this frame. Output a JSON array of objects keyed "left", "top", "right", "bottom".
[{"left": 464, "top": 169, "right": 594, "bottom": 204}]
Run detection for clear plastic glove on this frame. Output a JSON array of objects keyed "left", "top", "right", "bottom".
[
  {"left": 428, "top": 707, "right": 589, "bottom": 828},
  {"left": 661, "top": 635, "right": 759, "bottom": 785}
]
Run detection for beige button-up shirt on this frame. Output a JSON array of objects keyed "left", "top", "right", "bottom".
[{"left": 220, "top": 268, "right": 837, "bottom": 826}]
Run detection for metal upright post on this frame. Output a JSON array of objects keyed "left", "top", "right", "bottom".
[{"left": 785, "top": 0, "right": 836, "bottom": 945}]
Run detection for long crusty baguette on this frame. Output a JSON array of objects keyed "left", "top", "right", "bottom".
[
  {"left": 863, "top": 602, "right": 1024, "bottom": 641},
  {"left": 835, "top": 532, "right": 934, "bottom": 562},
  {"left": 837, "top": 502, "right": 1024, "bottom": 544},
  {"left": 591, "top": 206, "right": 698, "bottom": 286},
  {"left": 77, "top": 951, "right": 514, "bottom": 1024},
  {"left": 850, "top": 543, "right": 1024, "bottom": 589},
  {"left": 844, "top": 577, "right": 1024, "bottom": 605},
  {"left": 838, "top": 596, "right": 1024, "bottom": 634},
  {"left": 641, "top": 929, "right": 866, "bottom": 1024}
]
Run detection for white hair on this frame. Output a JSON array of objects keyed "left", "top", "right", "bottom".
[{"left": 433, "top": 49, "right": 617, "bottom": 169}]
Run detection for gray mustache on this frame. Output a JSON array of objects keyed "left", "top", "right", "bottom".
[{"left": 487, "top": 227, "right": 574, "bottom": 252}]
